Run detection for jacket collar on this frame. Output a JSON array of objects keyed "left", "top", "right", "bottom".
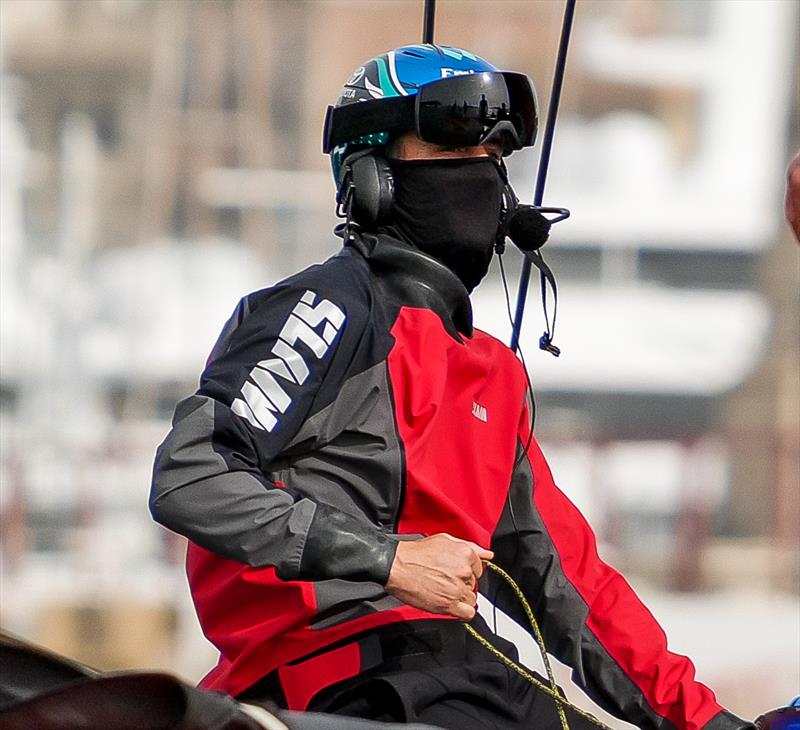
[{"left": 347, "top": 230, "right": 473, "bottom": 339}]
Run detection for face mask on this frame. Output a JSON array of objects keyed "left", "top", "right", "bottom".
[{"left": 387, "top": 157, "right": 505, "bottom": 292}]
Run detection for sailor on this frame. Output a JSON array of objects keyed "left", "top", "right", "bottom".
[{"left": 150, "top": 44, "right": 754, "bottom": 730}]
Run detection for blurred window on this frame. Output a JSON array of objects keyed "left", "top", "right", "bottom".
[
  {"left": 639, "top": 251, "right": 757, "bottom": 290},
  {"left": 0, "top": 383, "right": 19, "bottom": 414},
  {"left": 534, "top": 248, "right": 604, "bottom": 284},
  {"left": 27, "top": 509, "right": 78, "bottom": 553},
  {"left": 94, "top": 105, "right": 118, "bottom": 151},
  {"left": 218, "top": 206, "right": 241, "bottom": 240}
]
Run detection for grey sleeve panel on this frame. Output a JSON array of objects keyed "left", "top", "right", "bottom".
[
  {"left": 272, "top": 361, "right": 404, "bottom": 583},
  {"left": 151, "top": 395, "right": 241, "bottom": 494},
  {"left": 277, "top": 362, "right": 405, "bottom": 529},
  {"left": 150, "top": 394, "right": 314, "bottom": 572},
  {"left": 151, "top": 393, "right": 396, "bottom": 581},
  {"left": 488, "top": 445, "right": 677, "bottom": 730}
]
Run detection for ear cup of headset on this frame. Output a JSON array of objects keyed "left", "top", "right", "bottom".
[{"left": 340, "top": 150, "right": 394, "bottom": 227}]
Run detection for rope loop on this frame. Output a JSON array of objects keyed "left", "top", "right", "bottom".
[{"left": 464, "top": 561, "right": 614, "bottom": 730}]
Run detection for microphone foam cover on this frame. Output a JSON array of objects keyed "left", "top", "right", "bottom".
[{"left": 508, "top": 205, "right": 551, "bottom": 252}]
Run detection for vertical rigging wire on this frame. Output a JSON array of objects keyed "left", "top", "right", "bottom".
[{"left": 510, "top": 0, "right": 576, "bottom": 353}]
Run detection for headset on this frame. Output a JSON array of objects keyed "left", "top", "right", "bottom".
[
  {"left": 337, "top": 144, "right": 567, "bottom": 360},
  {"left": 336, "top": 147, "right": 520, "bottom": 248},
  {"left": 335, "top": 148, "right": 394, "bottom": 228}
]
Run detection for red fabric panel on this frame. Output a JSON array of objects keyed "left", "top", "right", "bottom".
[
  {"left": 523, "top": 429, "right": 725, "bottom": 730},
  {"left": 188, "top": 542, "right": 438, "bottom": 697},
  {"left": 187, "top": 543, "right": 317, "bottom": 687},
  {"left": 278, "top": 640, "right": 361, "bottom": 711},
  {"left": 388, "top": 307, "right": 524, "bottom": 546}
]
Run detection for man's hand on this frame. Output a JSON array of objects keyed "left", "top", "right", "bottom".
[{"left": 384, "top": 533, "right": 493, "bottom": 620}]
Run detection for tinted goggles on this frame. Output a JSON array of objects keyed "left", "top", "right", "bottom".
[{"left": 323, "top": 71, "right": 538, "bottom": 155}]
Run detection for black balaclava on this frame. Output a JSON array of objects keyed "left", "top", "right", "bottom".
[{"left": 383, "top": 157, "right": 506, "bottom": 292}]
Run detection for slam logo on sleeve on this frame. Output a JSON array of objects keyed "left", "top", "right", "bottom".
[{"left": 231, "top": 290, "right": 346, "bottom": 432}]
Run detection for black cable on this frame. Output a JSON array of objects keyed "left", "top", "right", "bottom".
[
  {"left": 499, "top": 253, "right": 536, "bottom": 467},
  {"left": 491, "top": 252, "right": 534, "bottom": 623}
]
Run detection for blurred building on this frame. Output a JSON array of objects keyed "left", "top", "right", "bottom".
[{"left": 0, "top": 0, "right": 797, "bottom": 720}]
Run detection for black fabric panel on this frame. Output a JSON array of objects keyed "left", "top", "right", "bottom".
[
  {"left": 200, "top": 250, "right": 373, "bottom": 465},
  {"left": 353, "top": 232, "right": 473, "bottom": 339},
  {"left": 306, "top": 616, "right": 601, "bottom": 730},
  {"left": 705, "top": 711, "right": 755, "bottom": 730},
  {"left": 206, "top": 294, "right": 250, "bottom": 366}
]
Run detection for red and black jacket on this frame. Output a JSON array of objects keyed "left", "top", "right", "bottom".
[{"left": 151, "top": 232, "right": 744, "bottom": 730}]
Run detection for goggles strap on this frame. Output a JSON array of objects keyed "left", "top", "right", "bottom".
[{"left": 325, "top": 96, "right": 413, "bottom": 153}]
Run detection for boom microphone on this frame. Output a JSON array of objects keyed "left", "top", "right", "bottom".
[
  {"left": 507, "top": 204, "right": 552, "bottom": 252},
  {"left": 502, "top": 203, "right": 570, "bottom": 358}
]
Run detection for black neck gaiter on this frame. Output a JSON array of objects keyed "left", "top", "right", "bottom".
[{"left": 385, "top": 157, "right": 505, "bottom": 292}]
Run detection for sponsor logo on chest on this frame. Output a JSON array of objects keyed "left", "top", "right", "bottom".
[
  {"left": 471, "top": 401, "right": 488, "bottom": 422},
  {"left": 231, "top": 290, "right": 345, "bottom": 432}
]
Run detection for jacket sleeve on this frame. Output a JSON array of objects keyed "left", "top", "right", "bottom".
[
  {"left": 486, "top": 407, "right": 751, "bottom": 730},
  {"left": 149, "top": 282, "right": 397, "bottom": 585}
]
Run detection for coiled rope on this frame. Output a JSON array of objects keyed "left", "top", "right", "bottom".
[{"left": 463, "top": 561, "right": 614, "bottom": 730}]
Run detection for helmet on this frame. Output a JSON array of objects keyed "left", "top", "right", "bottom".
[{"left": 326, "top": 44, "right": 537, "bottom": 182}]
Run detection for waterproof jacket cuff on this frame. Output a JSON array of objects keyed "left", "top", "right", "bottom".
[{"left": 281, "top": 501, "right": 398, "bottom": 584}]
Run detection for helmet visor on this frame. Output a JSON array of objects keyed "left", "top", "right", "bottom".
[
  {"left": 323, "top": 71, "right": 538, "bottom": 155},
  {"left": 416, "top": 71, "right": 538, "bottom": 153}
]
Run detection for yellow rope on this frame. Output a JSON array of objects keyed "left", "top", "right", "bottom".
[{"left": 464, "top": 561, "right": 614, "bottom": 730}]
